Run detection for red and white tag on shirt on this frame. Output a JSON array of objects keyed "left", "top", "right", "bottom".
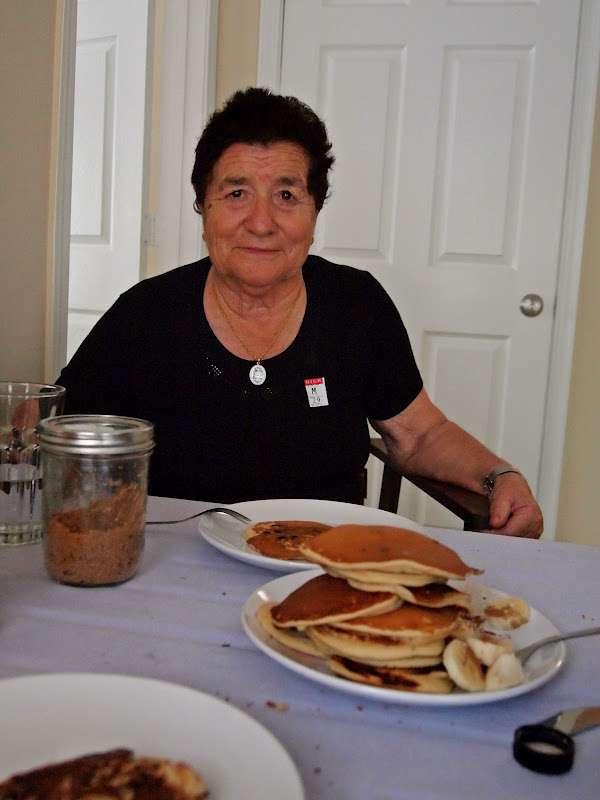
[{"left": 304, "top": 377, "right": 329, "bottom": 407}]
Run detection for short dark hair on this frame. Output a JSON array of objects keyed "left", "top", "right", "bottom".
[{"left": 191, "top": 87, "right": 335, "bottom": 211}]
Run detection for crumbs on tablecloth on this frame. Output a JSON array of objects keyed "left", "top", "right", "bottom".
[{"left": 266, "top": 701, "right": 289, "bottom": 711}]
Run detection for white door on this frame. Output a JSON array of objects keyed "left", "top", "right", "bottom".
[
  {"left": 68, "top": 0, "right": 150, "bottom": 360},
  {"left": 274, "top": 0, "right": 584, "bottom": 529}
]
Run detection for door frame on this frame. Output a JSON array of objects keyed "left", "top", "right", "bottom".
[
  {"left": 48, "top": 0, "right": 218, "bottom": 377},
  {"left": 257, "top": 0, "right": 600, "bottom": 539}
]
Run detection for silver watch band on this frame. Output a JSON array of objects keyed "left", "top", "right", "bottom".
[{"left": 483, "top": 466, "right": 524, "bottom": 492}]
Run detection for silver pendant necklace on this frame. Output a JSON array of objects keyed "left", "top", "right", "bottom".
[{"left": 249, "top": 363, "right": 267, "bottom": 385}]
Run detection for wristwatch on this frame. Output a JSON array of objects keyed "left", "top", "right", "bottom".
[{"left": 483, "top": 465, "right": 524, "bottom": 493}]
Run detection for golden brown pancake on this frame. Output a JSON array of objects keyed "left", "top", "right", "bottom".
[
  {"left": 343, "top": 577, "right": 426, "bottom": 594},
  {"left": 326, "top": 566, "right": 439, "bottom": 588},
  {"left": 328, "top": 657, "right": 454, "bottom": 694},
  {"left": 394, "top": 582, "right": 471, "bottom": 609},
  {"left": 332, "top": 603, "right": 462, "bottom": 641},
  {"left": 256, "top": 601, "right": 322, "bottom": 656},
  {"left": 308, "top": 623, "right": 445, "bottom": 665},
  {"left": 346, "top": 573, "right": 471, "bottom": 611},
  {"left": 270, "top": 573, "right": 400, "bottom": 629},
  {"left": 341, "top": 576, "right": 471, "bottom": 611},
  {"left": 244, "top": 520, "right": 332, "bottom": 560},
  {"left": 299, "top": 524, "right": 483, "bottom": 579},
  {"left": 354, "top": 654, "right": 443, "bottom": 668},
  {"left": 0, "top": 748, "right": 209, "bottom": 799}
]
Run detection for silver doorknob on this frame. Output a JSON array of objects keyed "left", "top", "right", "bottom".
[{"left": 520, "top": 294, "right": 544, "bottom": 317}]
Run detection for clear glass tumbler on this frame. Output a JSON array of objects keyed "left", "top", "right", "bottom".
[
  {"left": 0, "top": 382, "right": 66, "bottom": 545},
  {"left": 37, "top": 414, "right": 154, "bottom": 586}
]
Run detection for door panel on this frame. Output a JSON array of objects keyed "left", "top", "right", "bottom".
[
  {"left": 68, "top": 0, "right": 150, "bottom": 360},
  {"left": 279, "top": 0, "right": 581, "bottom": 526}
]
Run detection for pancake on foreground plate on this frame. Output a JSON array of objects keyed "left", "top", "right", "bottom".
[
  {"left": 270, "top": 573, "right": 400, "bottom": 629},
  {"left": 308, "top": 622, "right": 447, "bottom": 667},
  {"left": 256, "top": 601, "right": 323, "bottom": 657},
  {"left": 328, "top": 657, "right": 455, "bottom": 694},
  {"left": 257, "top": 525, "right": 529, "bottom": 693},
  {"left": 243, "top": 520, "right": 332, "bottom": 560},
  {"left": 0, "top": 747, "right": 209, "bottom": 800},
  {"left": 332, "top": 603, "right": 462, "bottom": 640}
]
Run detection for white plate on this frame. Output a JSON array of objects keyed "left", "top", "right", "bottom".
[
  {"left": 199, "top": 498, "right": 427, "bottom": 573},
  {"left": 0, "top": 673, "right": 304, "bottom": 799},
  {"left": 242, "top": 571, "right": 566, "bottom": 707}
]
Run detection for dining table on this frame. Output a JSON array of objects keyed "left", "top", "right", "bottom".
[{"left": 1, "top": 494, "right": 599, "bottom": 800}]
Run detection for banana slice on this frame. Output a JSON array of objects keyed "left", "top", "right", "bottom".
[
  {"left": 442, "top": 638, "right": 485, "bottom": 692},
  {"left": 466, "top": 632, "right": 514, "bottom": 667},
  {"left": 484, "top": 597, "right": 530, "bottom": 630},
  {"left": 484, "top": 652, "right": 526, "bottom": 691}
]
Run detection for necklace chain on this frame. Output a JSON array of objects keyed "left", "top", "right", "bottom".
[{"left": 212, "top": 283, "right": 302, "bottom": 365}]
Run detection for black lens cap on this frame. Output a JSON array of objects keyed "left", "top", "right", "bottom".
[{"left": 513, "top": 724, "right": 575, "bottom": 774}]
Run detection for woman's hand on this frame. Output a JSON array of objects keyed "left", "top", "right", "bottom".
[{"left": 484, "top": 472, "right": 543, "bottom": 539}]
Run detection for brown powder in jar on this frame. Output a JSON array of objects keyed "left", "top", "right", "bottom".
[{"left": 44, "top": 484, "right": 146, "bottom": 586}]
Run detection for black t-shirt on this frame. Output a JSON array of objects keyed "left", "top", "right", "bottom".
[{"left": 57, "top": 256, "right": 423, "bottom": 503}]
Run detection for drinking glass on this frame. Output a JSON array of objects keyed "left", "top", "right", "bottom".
[{"left": 0, "top": 382, "right": 66, "bottom": 545}]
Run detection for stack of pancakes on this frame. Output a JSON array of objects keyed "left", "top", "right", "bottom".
[{"left": 257, "top": 524, "right": 527, "bottom": 693}]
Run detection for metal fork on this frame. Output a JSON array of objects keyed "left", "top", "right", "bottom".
[
  {"left": 147, "top": 506, "right": 252, "bottom": 525},
  {"left": 516, "top": 625, "right": 600, "bottom": 665}
]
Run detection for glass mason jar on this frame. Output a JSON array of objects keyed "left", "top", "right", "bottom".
[{"left": 37, "top": 415, "right": 154, "bottom": 586}]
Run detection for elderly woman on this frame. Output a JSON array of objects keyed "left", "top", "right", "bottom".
[{"left": 57, "top": 87, "right": 543, "bottom": 538}]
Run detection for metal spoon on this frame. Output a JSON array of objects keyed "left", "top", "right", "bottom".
[
  {"left": 516, "top": 625, "right": 600, "bottom": 665},
  {"left": 147, "top": 506, "right": 252, "bottom": 525}
]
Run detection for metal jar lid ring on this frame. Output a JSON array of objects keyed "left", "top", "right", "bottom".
[{"left": 37, "top": 414, "right": 155, "bottom": 456}]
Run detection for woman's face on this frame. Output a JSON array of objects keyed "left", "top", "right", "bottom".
[{"left": 199, "top": 142, "right": 319, "bottom": 290}]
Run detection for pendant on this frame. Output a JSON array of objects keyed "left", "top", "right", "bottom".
[{"left": 249, "top": 363, "right": 267, "bottom": 385}]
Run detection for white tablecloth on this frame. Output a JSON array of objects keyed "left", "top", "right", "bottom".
[{"left": 1, "top": 496, "right": 599, "bottom": 799}]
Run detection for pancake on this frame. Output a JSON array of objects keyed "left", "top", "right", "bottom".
[
  {"left": 270, "top": 573, "right": 400, "bottom": 629},
  {"left": 344, "top": 576, "right": 430, "bottom": 593},
  {"left": 341, "top": 577, "right": 471, "bottom": 611},
  {"left": 352, "top": 654, "right": 443, "bottom": 669},
  {"left": 308, "top": 623, "right": 445, "bottom": 664},
  {"left": 256, "top": 601, "right": 322, "bottom": 656},
  {"left": 332, "top": 603, "right": 462, "bottom": 641},
  {"left": 0, "top": 748, "right": 209, "bottom": 799},
  {"left": 328, "top": 657, "right": 454, "bottom": 694},
  {"left": 395, "top": 582, "right": 471, "bottom": 609},
  {"left": 299, "top": 524, "right": 483, "bottom": 579},
  {"left": 327, "top": 566, "right": 439, "bottom": 588},
  {"left": 244, "top": 520, "right": 332, "bottom": 560}
]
